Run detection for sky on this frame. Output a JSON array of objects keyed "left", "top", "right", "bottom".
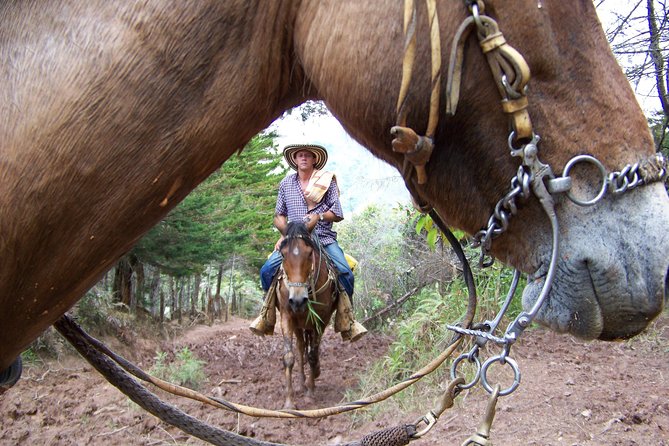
[{"left": 267, "top": 1, "right": 660, "bottom": 217}]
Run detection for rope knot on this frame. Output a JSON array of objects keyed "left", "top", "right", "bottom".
[
  {"left": 638, "top": 152, "right": 667, "bottom": 183},
  {"left": 391, "top": 126, "right": 434, "bottom": 184}
]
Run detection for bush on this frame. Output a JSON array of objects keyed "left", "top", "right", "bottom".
[
  {"left": 348, "top": 249, "right": 526, "bottom": 423},
  {"left": 149, "top": 347, "right": 206, "bottom": 390}
]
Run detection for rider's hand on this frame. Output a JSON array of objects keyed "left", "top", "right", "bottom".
[
  {"left": 274, "top": 235, "right": 285, "bottom": 251},
  {"left": 304, "top": 214, "right": 318, "bottom": 231}
]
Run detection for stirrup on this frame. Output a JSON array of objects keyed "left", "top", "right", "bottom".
[
  {"left": 249, "top": 315, "right": 274, "bottom": 336},
  {"left": 340, "top": 321, "right": 367, "bottom": 342}
]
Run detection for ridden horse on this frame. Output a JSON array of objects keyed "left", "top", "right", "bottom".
[
  {"left": 276, "top": 221, "right": 337, "bottom": 410},
  {"left": 1, "top": 1, "right": 668, "bottom": 387}
]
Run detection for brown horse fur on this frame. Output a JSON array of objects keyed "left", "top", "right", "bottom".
[
  {"left": 276, "top": 222, "right": 337, "bottom": 409},
  {"left": 1, "top": 1, "right": 668, "bottom": 374}
]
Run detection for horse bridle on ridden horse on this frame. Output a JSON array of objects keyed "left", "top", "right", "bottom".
[
  {"left": 281, "top": 234, "right": 335, "bottom": 300},
  {"left": 393, "top": 0, "right": 667, "bottom": 440}
]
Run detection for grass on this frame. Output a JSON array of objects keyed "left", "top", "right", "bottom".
[
  {"left": 623, "top": 308, "right": 669, "bottom": 353},
  {"left": 345, "top": 252, "right": 525, "bottom": 425},
  {"left": 306, "top": 299, "right": 325, "bottom": 335},
  {"left": 149, "top": 347, "right": 207, "bottom": 390}
]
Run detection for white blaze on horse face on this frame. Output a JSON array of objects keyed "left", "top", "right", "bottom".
[{"left": 292, "top": 246, "right": 300, "bottom": 256}]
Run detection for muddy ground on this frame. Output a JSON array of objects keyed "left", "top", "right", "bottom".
[{"left": 1, "top": 314, "right": 668, "bottom": 445}]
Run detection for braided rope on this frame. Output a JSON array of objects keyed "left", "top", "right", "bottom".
[
  {"left": 58, "top": 311, "right": 463, "bottom": 419},
  {"left": 54, "top": 315, "right": 282, "bottom": 446}
]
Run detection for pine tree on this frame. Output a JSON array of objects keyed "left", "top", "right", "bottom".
[{"left": 132, "top": 132, "right": 286, "bottom": 275}]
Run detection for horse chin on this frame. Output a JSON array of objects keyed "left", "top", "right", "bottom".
[
  {"left": 523, "top": 277, "right": 663, "bottom": 341},
  {"left": 522, "top": 274, "right": 604, "bottom": 340}
]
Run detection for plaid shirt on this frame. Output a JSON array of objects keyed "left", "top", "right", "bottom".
[{"left": 275, "top": 173, "right": 343, "bottom": 246}]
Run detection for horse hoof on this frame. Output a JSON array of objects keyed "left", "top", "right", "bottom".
[{"left": 0, "top": 356, "right": 23, "bottom": 390}]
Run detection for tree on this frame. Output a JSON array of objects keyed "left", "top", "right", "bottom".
[
  {"left": 206, "top": 132, "right": 288, "bottom": 269},
  {"left": 109, "top": 132, "right": 286, "bottom": 319},
  {"left": 599, "top": 0, "right": 669, "bottom": 152},
  {"left": 132, "top": 132, "right": 286, "bottom": 275}
]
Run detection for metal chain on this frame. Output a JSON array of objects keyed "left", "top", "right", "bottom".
[
  {"left": 471, "top": 134, "right": 537, "bottom": 267},
  {"left": 609, "top": 153, "right": 667, "bottom": 195},
  {"left": 471, "top": 165, "right": 531, "bottom": 267},
  {"left": 473, "top": 148, "right": 667, "bottom": 266}
]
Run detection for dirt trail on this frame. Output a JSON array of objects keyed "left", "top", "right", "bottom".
[{"left": 1, "top": 315, "right": 668, "bottom": 445}]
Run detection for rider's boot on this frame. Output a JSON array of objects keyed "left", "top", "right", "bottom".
[
  {"left": 334, "top": 287, "right": 367, "bottom": 342},
  {"left": 249, "top": 280, "right": 277, "bottom": 336}
]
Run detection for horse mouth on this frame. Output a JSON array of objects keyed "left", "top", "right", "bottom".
[
  {"left": 290, "top": 304, "right": 307, "bottom": 314},
  {"left": 523, "top": 259, "right": 666, "bottom": 341}
]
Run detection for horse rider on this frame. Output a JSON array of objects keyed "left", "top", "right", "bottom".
[{"left": 250, "top": 144, "right": 367, "bottom": 342}]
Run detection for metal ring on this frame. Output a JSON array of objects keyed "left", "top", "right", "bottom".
[
  {"left": 450, "top": 353, "right": 481, "bottom": 390},
  {"left": 480, "top": 355, "right": 520, "bottom": 396},
  {"left": 562, "top": 155, "right": 608, "bottom": 206},
  {"left": 470, "top": 2, "right": 484, "bottom": 31}
]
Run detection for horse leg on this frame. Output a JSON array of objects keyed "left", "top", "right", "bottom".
[
  {"left": 280, "top": 313, "right": 296, "bottom": 410},
  {"left": 294, "top": 328, "right": 307, "bottom": 395},
  {"left": 0, "top": 356, "right": 22, "bottom": 394},
  {"left": 305, "top": 331, "right": 322, "bottom": 399}
]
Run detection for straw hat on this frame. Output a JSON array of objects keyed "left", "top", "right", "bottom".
[{"left": 283, "top": 144, "right": 328, "bottom": 170}]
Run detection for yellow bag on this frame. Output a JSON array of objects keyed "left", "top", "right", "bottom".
[{"left": 345, "top": 253, "right": 358, "bottom": 272}]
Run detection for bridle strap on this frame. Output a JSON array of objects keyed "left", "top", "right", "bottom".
[
  {"left": 392, "top": 0, "right": 440, "bottom": 185},
  {"left": 396, "top": 0, "right": 417, "bottom": 127},
  {"left": 396, "top": 0, "right": 441, "bottom": 137},
  {"left": 393, "top": 0, "right": 534, "bottom": 190},
  {"left": 446, "top": 6, "right": 532, "bottom": 139},
  {"left": 282, "top": 242, "right": 335, "bottom": 298}
]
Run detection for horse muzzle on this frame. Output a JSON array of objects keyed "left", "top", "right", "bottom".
[
  {"left": 288, "top": 291, "right": 309, "bottom": 313},
  {"left": 521, "top": 183, "right": 669, "bottom": 340}
]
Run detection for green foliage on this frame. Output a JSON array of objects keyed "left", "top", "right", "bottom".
[
  {"left": 348, "top": 210, "right": 526, "bottom": 421},
  {"left": 132, "top": 133, "right": 287, "bottom": 276},
  {"left": 337, "top": 205, "right": 415, "bottom": 314},
  {"left": 150, "top": 348, "right": 206, "bottom": 390},
  {"left": 150, "top": 351, "right": 169, "bottom": 380},
  {"left": 306, "top": 300, "right": 325, "bottom": 335},
  {"left": 412, "top": 212, "right": 466, "bottom": 251},
  {"left": 21, "top": 348, "right": 44, "bottom": 367},
  {"left": 75, "top": 288, "right": 115, "bottom": 329},
  {"left": 648, "top": 113, "right": 669, "bottom": 163}
]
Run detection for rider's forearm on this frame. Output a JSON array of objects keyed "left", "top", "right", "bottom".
[
  {"left": 320, "top": 210, "right": 342, "bottom": 223},
  {"left": 274, "top": 214, "right": 288, "bottom": 235}
]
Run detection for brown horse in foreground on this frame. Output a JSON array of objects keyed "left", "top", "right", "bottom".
[
  {"left": 276, "top": 222, "right": 337, "bottom": 410},
  {"left": 1, "top": 1, "right": 668, "bottom": 385}
]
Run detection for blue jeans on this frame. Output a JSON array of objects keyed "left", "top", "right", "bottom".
[{"left": 260, "top": 241, "right": 354, "bottom": 298}]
